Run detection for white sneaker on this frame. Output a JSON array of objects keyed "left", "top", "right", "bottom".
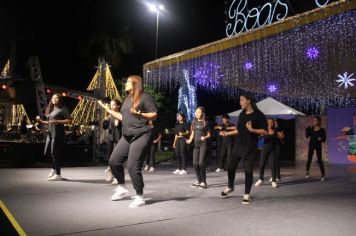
[
  {"left": 106, "top": 173, "right": 114, "bottom": 182},
  {"left": 111, "top": 178, "right": 118, "bottom": 185},
  {"left": 242, "top": 194, "right": 251, "bottom": 205},
  {"left": 129, "top": 195, "right": 145, "bottom": 208},
  {"left": 144, "top": 165, "right": 149, "bottom": 171},
  {"left": 173, "top": 169, "right": 181, "bottom": 174},
  {"left": 48, "top": 174, "right": 62, "bottom": 181},
  {"left": 179, "top": 170, "right": 187, "bottom": 175},
  {"left": 111, "top": 185, "right": 129, "bottom": 201},
  {"left": 276, "top": 178, "right": 281, "bottom": 183},
  {"left": 255, "top": 179, "right": 263, "bottom": 186},
  {"left": 320, "top": 176, "right": 326, "bottom": 182},
  {"left": 272, "top": 182, "right": 278, "bottom": 188},
  {"left": 269, "top": 177, "right": 273, "bottom": 182},
  {"left": 305, "top": 174, "right": 311, "bottom": 179},
  {"left": 215, "top": 168, "right": 223, "bottom": 172},
  {"left": 104, "top": 167, "right": 111, "bottom": 173},
  {"left": 48, "top": 169, "right": 56, "bottom": 178},
  {"left": 149, "top": 167, "right": 155, "bottom": 172}
]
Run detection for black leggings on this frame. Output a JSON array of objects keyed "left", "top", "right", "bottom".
[
  {"left": 44, "top": 136, "right": 63, "bottom": 175},
  {"left": 228, "top": 148, "right": 257, "bottom": 194},
  {"left": 145, "top": 144, "right": 157, "bottom": 167},
  {"left": 275, "top": 143, "right": 281, "bottom": 180},
  {"left": 306, "top": 146, "right": 325, "bottom": 176},
  {"left": 174, "top": 137, "right": 187, "bottom": 170},
  {"left": 259, "top": 145, "right": 276, "bottom": 181},
  {"left": 218, "top": 141, "right": 232, "bottom": 169},
  {"left": 193, "top": 142, "right": 208, "bottom": 184},
  {"left": 109, "top": 132, "right": 153, "bottom": 195}
]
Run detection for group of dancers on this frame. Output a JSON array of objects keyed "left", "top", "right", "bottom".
[{"left": 37, "top": 75, "right": 327, "bottom": 207}]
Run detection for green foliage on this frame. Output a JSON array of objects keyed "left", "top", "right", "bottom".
[{"left": 144, "top": 85, "right": 163, "bottom": 108}]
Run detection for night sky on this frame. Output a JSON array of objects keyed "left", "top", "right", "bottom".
[{"left": 0, "top": 0, "right": 339, "bottom": 117}]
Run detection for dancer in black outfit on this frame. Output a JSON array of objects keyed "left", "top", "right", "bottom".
[
  {"left": 97, "top": 75, "right": 157, "bottom": 208},
  {"left": 36, "top": 94, "right": 72, "bottom": 181},
  {"left": 187, "top": 107, "right": 211, "bottom": 189},
  {"left": 102, "top": 99, "right": 122, "bottom": 183},
  {"left": 173, "top": 113, "right": 189, "bottom": 175},
  {"left": 273, "top": 119, "right": 284, "bottom": 182},
  {"left": 305, "top": 116, "right": 327, "bottom": 181},
  {"left": 255, "top": 118, "right": 279, "bottom": 188},
  {"left": 214, "top": 114, "right": 236, "bottom": 172},
  {"left": 144, "top": 120, "right": 162, "bottom": 172},
  {"left": 220, "top": 94, "right": 268, "bottom": 204}
]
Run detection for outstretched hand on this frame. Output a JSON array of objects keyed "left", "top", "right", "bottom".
[
  {"left": 97, "top": 100, "right": 105, "bottom": 108},
  {"left": 49, "top": 119, "right": 59, "bottom": 125}
]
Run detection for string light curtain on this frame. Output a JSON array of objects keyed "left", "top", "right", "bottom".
[{"left": 144, "top": 2, "right": 356, "bottom": 114}]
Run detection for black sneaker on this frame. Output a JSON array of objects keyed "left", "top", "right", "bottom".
[
  {"left": 191, "top": 182, "right": 201, "bottom": 188},
  {"left": 242, "top": 196, "right": 250, "bottom": 205},
  {"left": 220, "top": 187, "right": 234, "bottom": 198}
]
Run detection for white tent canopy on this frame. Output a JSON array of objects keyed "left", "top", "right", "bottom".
[{"left": 227, "top": 97, "right": 305, "bottom": 120}]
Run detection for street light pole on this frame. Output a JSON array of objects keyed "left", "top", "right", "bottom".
[
  {"left": 148, "top": 3, "right": 164, "bottom": 59},
  {"left": 155, "top": 10, "right": 159, "bottom": 59}
]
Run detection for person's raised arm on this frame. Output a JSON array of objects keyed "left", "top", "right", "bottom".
[{"left": 98, "top": 100, "right": 122, "bottom": 121}]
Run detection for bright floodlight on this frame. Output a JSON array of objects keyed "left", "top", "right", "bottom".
[
  {"left": 158, "top": 4, "right": 164, "bottom": 10},
  {"left": 148, "top": 4, "right": 157, "bottom": 12}
]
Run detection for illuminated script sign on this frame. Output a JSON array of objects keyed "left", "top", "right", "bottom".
[{"left": 226, "top": 0, "right": 333, "bottom": 37}]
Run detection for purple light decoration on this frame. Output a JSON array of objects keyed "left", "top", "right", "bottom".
[
  {"left": 244, "top": 62, "right": 253, "bottom": 70},
  {"left": 267, "top": 84, "right": 278, "bottom": 93},
  {"left": 306, "top": 46, "right": 320, "bottom": 59},
  {"left": 193, "top": 62, "right": 223, "bottom": 90}
]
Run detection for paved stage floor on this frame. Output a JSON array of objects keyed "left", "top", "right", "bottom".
[{"left": 1, "top": 162, "right": 356, "bottom": 236}]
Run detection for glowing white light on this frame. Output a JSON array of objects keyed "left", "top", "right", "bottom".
[
  {"left": 315, "top": 0, "right": 330, "bottom": 8},
  {"left": 226, "top": 0, "right": 289, "bottom": 37},
  {"left": 336, "top": 72, "right": 355, "bottom": 89},
  {"left": 148, "top": 4, "right": 157, "bottom": 12},
  {"left": 159, "top": 5, "right": 164, "bottom": 10}
]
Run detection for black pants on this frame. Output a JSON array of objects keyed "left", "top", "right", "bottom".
[
  {"left": 228, "top": 147, "right": 257, "bottom": 194},
  {"left": 174, "top": 137, "right": 187, "bottom": 170},
  {"left": 44, "top": 136, "right": 63, "bottom": 175},
  {"left": 145, "top": 144, "right": 157, "bottom": 167},
  {"left": 193, "top": 142, "right": 208, "bottom": 184},
  {"left": 275, "top": 143, "right": 281, "bottom": 180},
  {"left": 109, "top": 132, "right": 153, "bottom": 195},
  {"left": 306, "top": 145, "right": 325, "bottom": 176},
  {"left": 259, "top": 146, "right": 276, "bottom": 181},
  {"left": 107, "top": 140, "right": 118, "bottom": 156},
  {"left": 218, "top": 141, "right": 232, "bottom": 169}
]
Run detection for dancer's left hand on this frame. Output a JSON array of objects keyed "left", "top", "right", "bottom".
[{"left": 246, "top": 121, "right": 253, "bottom": 131}]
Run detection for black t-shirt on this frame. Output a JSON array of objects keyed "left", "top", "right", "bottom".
[
  {"left": 46, "top": 106, "right": 71, "bottom": 140},
  {"left": 175, "top": 122, "right": 188, "bottom": 136},
  {"left": 192, "top": 120, "right": 210, "bottom": 143},
  {"left": 306, "top": 127, "right": 326, "bottom": 148},
  {"left": 103, "top": 116, "right": 122, "bottom": 142},
  {"left": 220, "top": 122, "right": 236, "bottom": 145},
  {"left": 235, "top": 110, "right": 267, "bottom": 156},
  {"left": 263, "top": 132, "right": 278, "bottom": 152},
  {"left": 121, "top": 92, "right": 158, "bottom": 137}
]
